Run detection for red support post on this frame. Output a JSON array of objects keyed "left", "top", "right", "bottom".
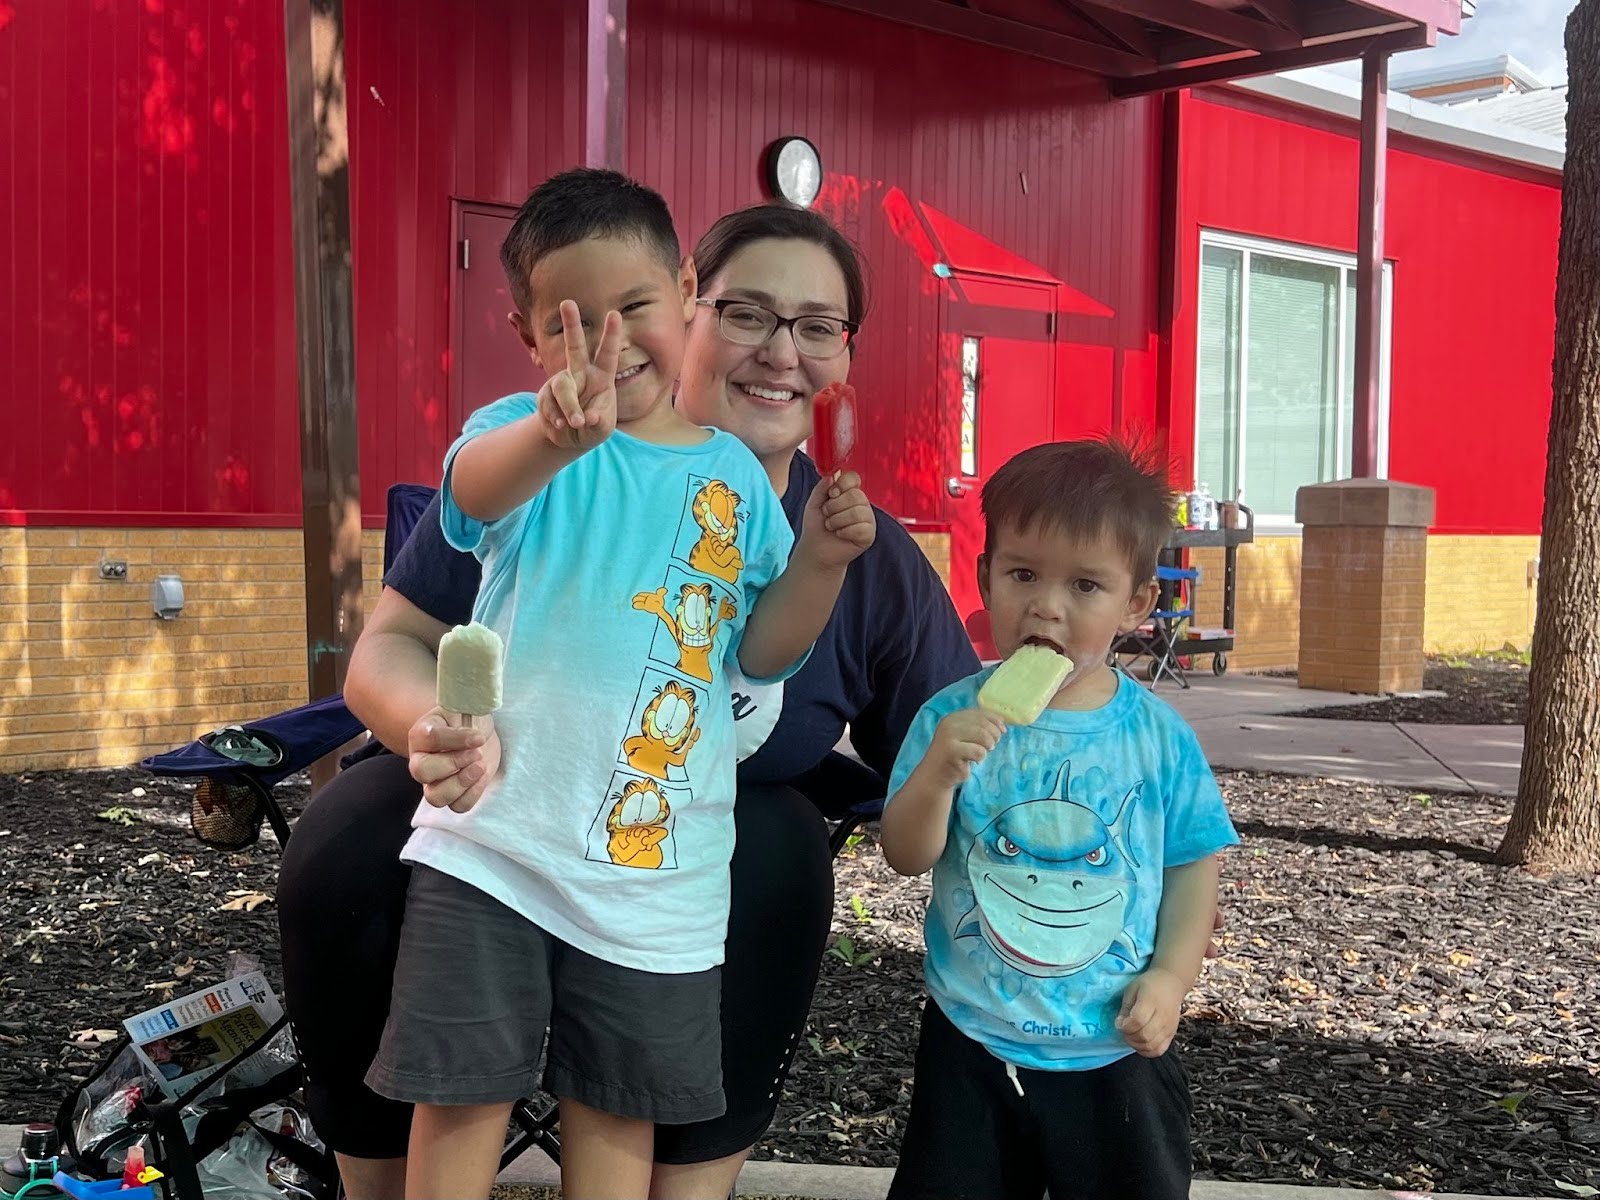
[{"left": 1352, "top": 45, "right": 1388, "bottom": 478}]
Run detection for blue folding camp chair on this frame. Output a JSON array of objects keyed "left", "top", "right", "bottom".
[
  {"left": 139, "top": 484, "right": 435, "bottom": 851},
  {"left": 138, "top": 481, "right": 890, "bottom": 1177},
  {"left": 1115, "top": 563, "right": 1201, "bottom": 690}
]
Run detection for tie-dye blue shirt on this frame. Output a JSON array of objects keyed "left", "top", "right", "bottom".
[{"left": 886, "top": 668, "right": 1238, "bottom": 1070}]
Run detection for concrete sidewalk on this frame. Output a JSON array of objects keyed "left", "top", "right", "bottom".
[
  {"left": 1160, "top": 674, "right": 1522, "bottom": 796},
  {"left": 0, "top": 1123, "right": 1526, "bottom": 1200},
  {"left": 491, "top": 1150, "right": 1512, "bottom": 1199}
]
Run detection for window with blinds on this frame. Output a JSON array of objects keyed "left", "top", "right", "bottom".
[{"left": 1195, "top": 233, "right": 1393, "bottom": 522}]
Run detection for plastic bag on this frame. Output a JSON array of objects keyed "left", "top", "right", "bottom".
[{"left": 193, "top": 1123, "right": 282, "bottom": 1200}]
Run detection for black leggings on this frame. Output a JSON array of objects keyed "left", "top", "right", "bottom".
[{"left": 276, "top": 751, "right": 835, "bottom": 1163}]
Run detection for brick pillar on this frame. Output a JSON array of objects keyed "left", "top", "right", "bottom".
[{"left": 1296, "top": 480, "right": 1436, "bottom": 694}]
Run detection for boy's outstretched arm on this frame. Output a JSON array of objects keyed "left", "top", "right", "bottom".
[
  {"left": 1116, "top": 855, "right": 1220, "bottom": 1057},
  {"left": 881, "top": 709, "right": 1008, "bottom": 875},
  {"left": 738, "top": 470, "right": 875, "bottom": 679},
  {"left": 450, "top": 411, "right": 581, "bottom": 522},
  {"left": 451, "top": 303, "right": 621, "bottom": 521}
]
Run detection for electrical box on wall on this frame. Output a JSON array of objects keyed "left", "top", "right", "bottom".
[{"left": 152, "top": 575, "right": 185, "bottom": 620}]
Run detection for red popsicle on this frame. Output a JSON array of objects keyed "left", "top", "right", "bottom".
[{"left": 809, "top": 382, "right": 857, "bottom": 475}]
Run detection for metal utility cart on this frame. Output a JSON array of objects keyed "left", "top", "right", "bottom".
[
  {"left": 1161, "top": 503, "right": 1254, "bottom": 677},
  {"left": 1115, "top": 504, "right": 1254, "bottom": 686}
]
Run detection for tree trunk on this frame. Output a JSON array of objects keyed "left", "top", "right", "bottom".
[{"left": 1498, "top": 0, "right": 1600, "bottom": 872}]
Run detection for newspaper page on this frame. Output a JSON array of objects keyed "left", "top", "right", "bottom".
[{"left": 122, "top": 971, "right": 285, "bottom": 1099}]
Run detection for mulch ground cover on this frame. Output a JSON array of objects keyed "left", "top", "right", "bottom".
[
  {"left": 1290, "top": 654, "right": 1530, "bottom": 726},
  {"left": 2, "top": 765, "right": 1596, "bottom": 1196}
]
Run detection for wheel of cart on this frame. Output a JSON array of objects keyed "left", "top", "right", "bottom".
[{"left": 1213, "top": 652, "right": 1229, "bottom": 676}]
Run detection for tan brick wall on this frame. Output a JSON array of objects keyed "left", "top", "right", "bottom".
[
  {"left": 1190, "top": 533, "right": 1538, "bottom": 673},
  {"left": 0, "top": 521, "right": 1539, "bottom": 770},
  {"left": 1298, "top": 525, "right": 1428, "bottom": 694},
  {"left": 910, "top": 531, "right": 952, "bottom": 589},
  {"left": 1191, "top": 536, "right": 1303, "bottom": 671},
  {"left": 362, "top": 529, "right": 386, "bottom": 616},
  {"left": 0, "top": 527, "right": 312, "bottom": 772},
  {"left": 1423, "top": 535, "right": 1539, "bottom": 654}
]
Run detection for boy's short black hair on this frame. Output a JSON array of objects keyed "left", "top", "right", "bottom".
[
  {"left": 499, "top": 168, "right": 680, "bottom": 317},
  {"left": 981, "top": 438, "right": 1175, "bottom": 585}
]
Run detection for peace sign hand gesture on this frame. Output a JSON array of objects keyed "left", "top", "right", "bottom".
[{"left": 537, "top": 299, "right": 623, "bottom": 454}]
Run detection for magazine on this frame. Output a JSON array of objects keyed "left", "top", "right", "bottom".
[{"left": 122, "top": 970, "right": 285, "bottom": 1099}]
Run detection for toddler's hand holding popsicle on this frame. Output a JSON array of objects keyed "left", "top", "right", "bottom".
[{"left": 925, "top": 708, "right": 1010, "bottom": 789}]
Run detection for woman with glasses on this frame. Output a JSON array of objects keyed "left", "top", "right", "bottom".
[{"left": 277, "top": 202, "right": 978, "bottom": 1199}]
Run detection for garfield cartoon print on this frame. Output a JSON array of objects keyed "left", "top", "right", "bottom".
[
  {"left": 588, "top": 771, "right": 687, "bottom": 870},
  {"left": 623, "top": 678, "right": 701, "bottom": 780},
  {"left": 631, "top": 583, "right": 737, "bottom": 682},
  {"left": 686, "top": 479, "right": 744, "bottom": 584},
  {"left": 588, "top": 474, "right": 759, "bottom": 871}
]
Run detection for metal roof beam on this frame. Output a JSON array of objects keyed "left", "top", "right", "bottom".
[
  {"left": 1072, "top": 0, "right": 1300, "bottom": 51},
  {"left": 1111, "top": 23, "right": 1431, "bottom": 94},
  {"left": 1054, "top": 0, "right": 1156, "bottom": 56},
  {"left": 1245, "top": 0, "right": 1304, "bottom": 35},
  {"left": 1342, "top": 0, "right": 1460, "bottom": 36},
  {"left": 814, "top": 0, "right": 1152, "bottom": 75}
]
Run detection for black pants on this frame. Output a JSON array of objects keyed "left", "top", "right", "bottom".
[
  {"left": 276, "top": 751, "right": 835, "bottom": 1163},
  {"left": 888, "top": 1000, "right": 1193, "bottom": 1200}
]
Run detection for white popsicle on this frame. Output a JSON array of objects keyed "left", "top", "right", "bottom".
[{"left": 437, "top": 622, "right": 504, "bottom": 726}]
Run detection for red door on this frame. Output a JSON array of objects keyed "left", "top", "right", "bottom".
[
  {"left": 452, "top": 204, "right": 545, "bottom": 434},
  {"left": 941, "top": 275, "right": 1058, "bottom": 649}
]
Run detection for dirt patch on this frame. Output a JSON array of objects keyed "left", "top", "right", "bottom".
[
  {"left": 1291, "top": 655, "right": 1530, "bottom": 726},
  {"left": 3, "top": 765, "right": 1595, "bottom": 1197}
]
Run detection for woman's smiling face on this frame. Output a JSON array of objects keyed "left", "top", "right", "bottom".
[{"left": 677, "top": 237, "right": 853, "bottom": 462}]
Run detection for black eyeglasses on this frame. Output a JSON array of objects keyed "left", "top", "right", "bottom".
[{"left": 695, "top": 298, "right": 859, "bottom": 360}]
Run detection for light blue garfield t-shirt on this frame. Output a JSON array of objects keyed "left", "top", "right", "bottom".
[
  {"left": 886, "top": 668, "right": 1239, "bottom": 1070},
  {"left": 403, "top": 393, "right": 803, "bottom": 974}
]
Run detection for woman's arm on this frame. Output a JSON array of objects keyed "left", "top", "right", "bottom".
[
  {"left": 739, "top": 471, "right": 875, "bottom": 679},
  {"left": 848, "top": 519, "right": 982, "bottom": 779},
  {"left": 345, "top": 588, "right": 452, "bottom": 754}
]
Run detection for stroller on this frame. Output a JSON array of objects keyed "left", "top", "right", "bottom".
[{"left": 137, "top": 483, "right": 890, "bottom": 1176}]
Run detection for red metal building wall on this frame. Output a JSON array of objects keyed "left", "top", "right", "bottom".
[
  {"left": 3, "top": 0, "right": 1162, "bottom": 526},
  {"left": 1, "top": 0, "right": 301, "bottom": 525},
  {"left": 344, "top": 0, "right": 583, "bottom": 510},
  {"left": 346, "top": 0, "right": 1163, "bottom": 525},
  {"left": 626, "top": 0, "right": 1163, "bottom": 522},
  {"left": 1169, "top": 89, "right": 1560, "bottom": 535}
]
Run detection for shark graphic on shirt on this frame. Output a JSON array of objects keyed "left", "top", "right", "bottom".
[{"left": 956, "top": 762, "right": 1143, "bottom": 978}]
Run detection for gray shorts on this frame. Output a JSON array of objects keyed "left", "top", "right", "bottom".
[{"left": 365, "top": 865, "right": 725, "bottom": 1125}]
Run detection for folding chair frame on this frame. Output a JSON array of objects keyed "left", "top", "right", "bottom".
[{"left": 1115, "top": 564, "right": 1199, "bottom": 690}]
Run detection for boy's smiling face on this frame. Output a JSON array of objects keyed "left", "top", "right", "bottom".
[
  {"left": 511, "top": 235, "right": 696, "bottom": 426},
  {"left": 979, "top": 521, "right": 1159, "bottom": 707}
]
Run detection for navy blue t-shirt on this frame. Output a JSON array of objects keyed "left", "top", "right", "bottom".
[{"left": 382, "top": 452, "right": 979, "bottom": 787}]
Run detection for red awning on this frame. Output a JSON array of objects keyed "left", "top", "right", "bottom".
[{"left": 816, "top": 0, "right": 1460, "bottom": 95}]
